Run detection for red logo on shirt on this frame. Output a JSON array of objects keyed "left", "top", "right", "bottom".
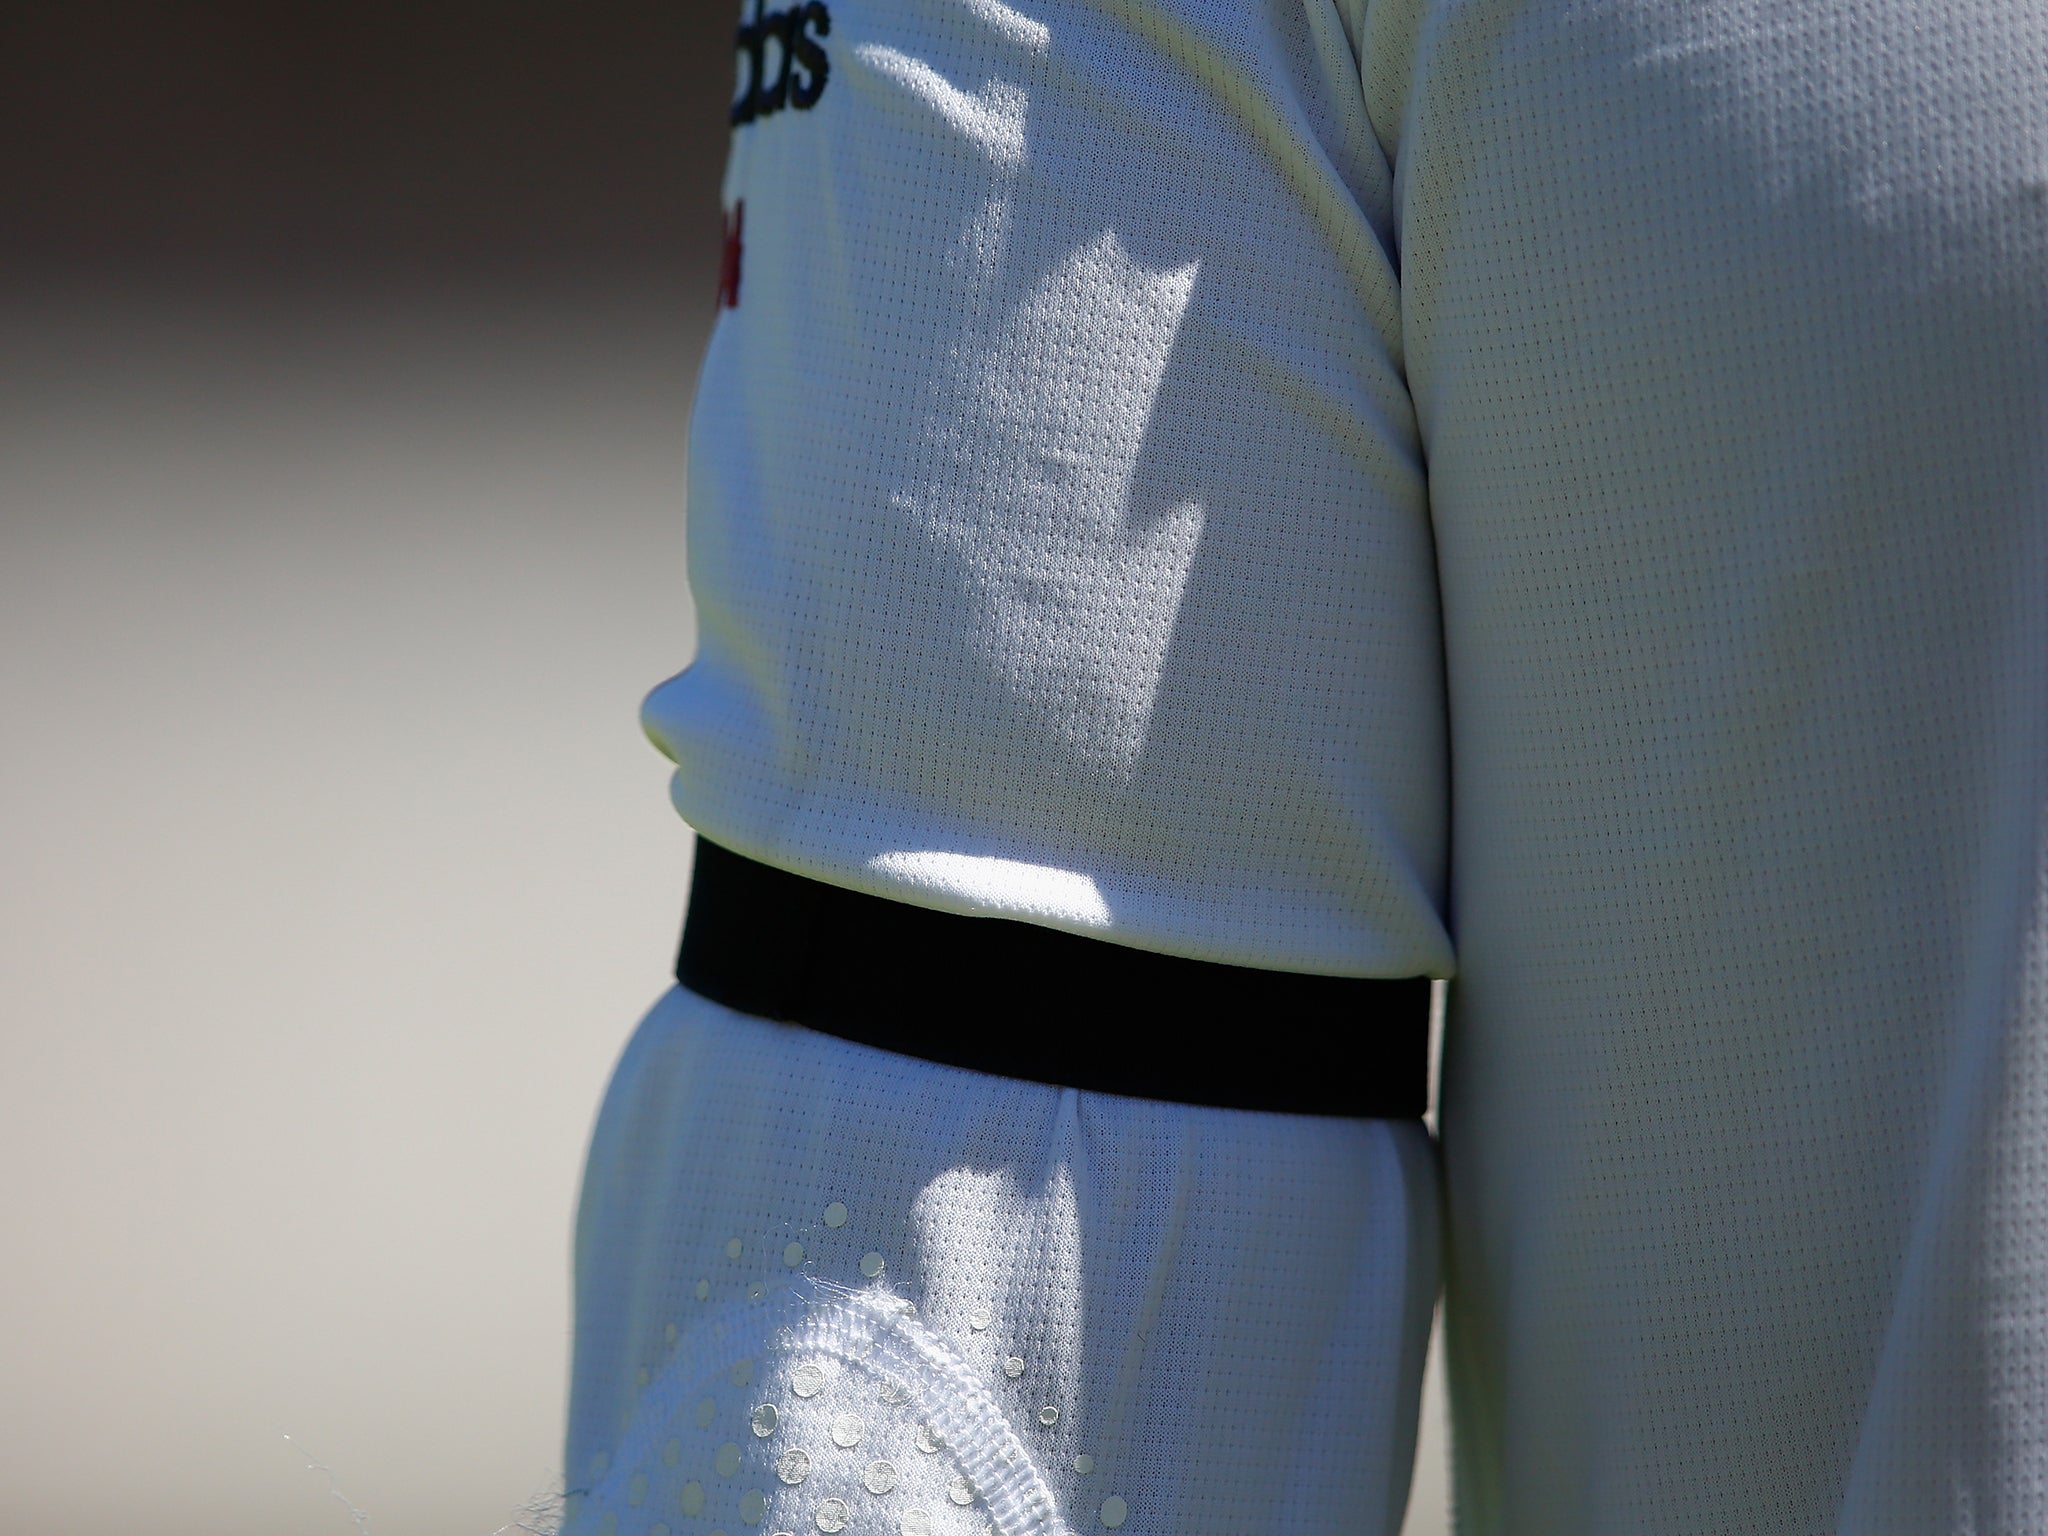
[{"left": 719, "top": 201, "right": 744, "bottom": 309}]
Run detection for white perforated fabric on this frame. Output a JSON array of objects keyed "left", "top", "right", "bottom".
[
  {"left": 561, "top": 988, "right": 1439, "bottom": 1536},
  {"left": 644, "top": 0, "right": 1452, "bottom": 978},
  {"left": 1386, "top": 3, "right": 2048, "bottom": 1532},
  {"left": 611, "top": 0, "right": 2048, "bottom": 1531}
]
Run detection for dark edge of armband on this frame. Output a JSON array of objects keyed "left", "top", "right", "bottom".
[{"left": 677, "top": 839, "right": 1431, "bottom": 1118}]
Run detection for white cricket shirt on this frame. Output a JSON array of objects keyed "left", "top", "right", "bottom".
[
  {"left": 643, "top": 0, "right": 1453, "bottom": 978},
  {"left": 622, "top": 0, "right": 2048, "bottom": 1532}
]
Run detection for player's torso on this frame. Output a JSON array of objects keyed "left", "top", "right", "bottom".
[{"left": 650, "top": 0, "right": 1454, "bottom": 976}]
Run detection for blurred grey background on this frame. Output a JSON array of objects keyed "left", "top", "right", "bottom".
[{"left": 0, "top": 6, "right": 1448, "bottom": 1532}]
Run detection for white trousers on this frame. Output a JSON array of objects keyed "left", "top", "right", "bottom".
[{"left": 562, "top": 986, "right": 1440, "bottom": 1536}]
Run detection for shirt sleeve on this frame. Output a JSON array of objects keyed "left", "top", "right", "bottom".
[{"left": 1367, "top": 0, "right": 2048, "bottom": 1527}]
